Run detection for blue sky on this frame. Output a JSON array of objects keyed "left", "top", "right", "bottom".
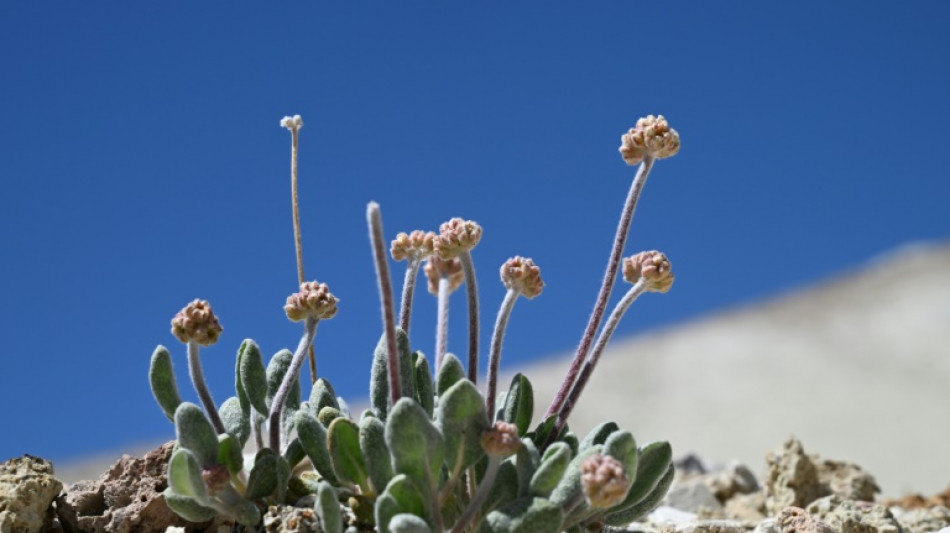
[{"left": 1, "top": 3, "right": 948, "bottom": 464}]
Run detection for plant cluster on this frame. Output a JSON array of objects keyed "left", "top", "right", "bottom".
[{"left": 148, "top": 114, "right": 682, "bottom": 532}]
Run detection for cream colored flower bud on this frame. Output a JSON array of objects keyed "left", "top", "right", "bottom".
[
  {"left": 284, "top": 281, "right": 339, "bottom": 322},
  {"left": 480, "top": 421, "right": 521, "bottom": 457},
  {"left": 171, "top": 299, "right": 223, "bottom": 346},
  {"left": 500, "top": 256, "right": 544, "bottom": 299},
  {"left": 622, "top": 251, "right": 674, "bottom": 293},
  {"left": 423, "top": 256, "right": 465, "bottom": 295},
  {"left": 280, "top": 114, "right": 304, "bottom": 131},
  {"left": 434, "top": 218, "right": 482, "bottom": 259},
  {"left": 618, "top": 114, "right": 680, "bottom": 166},
  {"left": 391, "top": 230, "right": 436, "bottom": 262},
  {"left": 581, "top": 454, "right": 629, "bottom": 508}
]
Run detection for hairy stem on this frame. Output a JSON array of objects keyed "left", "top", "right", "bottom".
[
  {"left": 187, "top": 340, "right": 227, "bottom": 435},
  {"left": 269, "top": 316, "right": 318, "bottom": 452},
  {"left": 544, "top": 156, "right": 655, "bottom": 420},
  {"left": 550, "top": 280, "right": 646, "bottom": 442},
  {"left": 288, "top": 124, "right": 317, "bottom": 386},
  {"left": 459, "top": 250, "right": 480, "bottom": 383},
  {"left": 398, "top": 259, "right": 422, "bottom": 336},
  {"left": 486, "top": 288, "right": 520, "bottom": 418},
  {"left": 368, "top": 202, "right": 402, "bottom": 404},
  {"left": 435, "top": 276, "right": 451, "bottom": 372},
  {"left": 450, "top": 458, "right": 501, "bottom": 533}
]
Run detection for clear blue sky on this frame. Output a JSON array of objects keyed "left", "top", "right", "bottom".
[{"left": 2, "top": 3, "right": 948, "bottom": 464}]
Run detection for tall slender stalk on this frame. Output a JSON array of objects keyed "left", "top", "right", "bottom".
[
  {"left": 368, "top": 202, "right": 402, "bottom": 405},
  {"left": 398, "top": 259, "right": 422, "bottom": 335},
  {"left": 187, "top": 340, "right": 227, "bottom": 435},
  {"left": 435, "top": 276, "right": 451, "bottom": 371},
  {"left": 544, "top": 155, "right": 655, "bottom": 419},
  {"left": 486, "top": 288, "right": 519, "bottom": 417},
  {"left": 269, "top": 316, "right": 318, "bottom": 451},
  {"left": 459, "top": 250, "right": 480, "bottom": 383}
]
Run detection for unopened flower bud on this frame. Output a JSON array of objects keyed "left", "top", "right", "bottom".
[
  {"left": 280, "top": 114, "right": 304, "bottom": 131},
  {"left": 284, "top": 281, "right": 339, "bottom": 322},
  {"left": 202, "top": 463, "right": 231, "bottom": 493},
  {"left": 622, "top": 251, "right": 674, "bottom": 293},
  {"left": 391, "top": 230, "right": 436, "bottom": 262},
  {"left": 434, "top": 218, "right": 482, "bottom": 259},
  {"left": 424, "top": 256, "right": 465, "bottom": 295},
  {"left": 619, "top": 115, "right": 680, "bottom": 166},
  {"left": 171, "top": 299, "right": 223, "bottom": 346},
  {"left": 500, "top": 256, "right": 544, "bottom": 299},
  {"left": 480, "top": 421, "right": 521, "bottom": 457},
  {"left": 581, "top": 454, "right": 629, "bottom": 508}
]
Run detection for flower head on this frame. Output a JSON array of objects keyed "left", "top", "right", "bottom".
[
  {"left": 480, "top": 421, "right": 521, "bottom": 457},
  {"left": 284, "top": 281, "right": 339, "bottom": 322},
  {"left": 581, "top": 454, "right": 630, "bottom": 508},
  {"left": 280, "top": 114, "right": 304, "bottom": 132},
  {"left": 619, "top": 115, "right": 680, "bottom": 166},
  {"left": 391, "top": 230, "right": 437, "bottom": 263},
  {"left": 171, "top": 299, "right": 223, "bottom": 346},
  {"left": 434, "top": 218, "right": 482, "bottom": 259},
  {"left": 424, "top": 256, "right": 465, "bottom": 295},
  {"left": 202, "top": 463, "right": 231, "bottom": 494},
  {"left": 623, "top": 251, "right": 674, "bottom": 293},
  {"left": 500, "top": 256, "right": 544, "bottom": 299}
]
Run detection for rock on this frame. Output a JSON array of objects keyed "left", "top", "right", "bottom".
[
  {"left": 813, "top": 458, "right": 880, "bottom": 503},
  {"left": 677, "top": 520, "right": 747, "bottom": 533},
  {"left": 765, "top": 437, "right": 828, "bottom": 515},
  {"left": 648, "top": 506, "right": 699, "bottom": 526},
  {"left": 262, "top": 505, "right": 320, "bottom": 532},
  {"left": 64, "top": 441, "right": 201, "bottom": 533},
  {"left": 707, "top": 461, "right": 760, "bottom": 502},
  {"left": 776, "top": 506, "right": 835, "bottom": 533},
  {"left": 752, "top": 518, "right": 780, "bottom": 533},
  {"left": 0, "top": 455, "right": 63, "bottom": 533},
  {"left": 806, "top": 495, "right": 902, "bottom": 533},
  {"left": 891, "top": 505, "right": 950, "bottom": 533},
  {"left": 666, "top": 480, "right": 724, "bottom": 513},
  {"left": 723, "top": 492, "right": 766, "bottom": 522}
]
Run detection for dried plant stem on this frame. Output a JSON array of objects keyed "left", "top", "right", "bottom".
[
  {"left": 486, "top": 288, "right": 519, "bottom": 418},
  {"left": 450, "top": 457, "right": 501, "bottom": 533},
  {"left": 186, "top": 340, "right": 227, "bottom": 435},
  {"left": 368, "top": 202, "right": 402, "bottom": 405},
  {"left": 459, "top": 250, "right": 480, "bottom": 383},
  {"left": 398, "top": 259, "right": 422, "bottom": 335},
  {"left": 269, "top": 316, "right": 319, "bottom": 451},
  {"left": 288, "top": 123, "right": 317, "bottom": 385},
  {"left": 551, "top": 280, "right": 646, "bottom": 441},
  {"left": 435, "top": 277, "right": 451, "bottom": 371},
  {"left": 544, "top": 155, "right": 655, "bottom": 420}
]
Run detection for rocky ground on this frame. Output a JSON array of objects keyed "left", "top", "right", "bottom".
[{"left": 2, "top": 436, "right": 949, "bottom": 533}]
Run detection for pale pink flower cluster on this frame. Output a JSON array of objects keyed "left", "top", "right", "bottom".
[
  {"left": 618, "top": 114, "right": 680, "bottom": 165},
  {"left": 171, "top": 299, "right": 223, "bottom": 346},
  {"left": 284, "top": 281, "right": 339, "bottom": 322}
]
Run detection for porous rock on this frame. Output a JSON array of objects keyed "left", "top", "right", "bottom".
[
  {"left": 0, "top": 455, "right": 63, "bottom": 533},
  {"left": 262, "top": 505, "right": 320, "bottom": 533},
  {"left": 707, "top": 461, "right": 760, "bottom": 502},
  {"left": 65, "top": 441, "right": 201, "bottom": 533},
  {"left": 675, "top": 519, "right": 746, "bottom": 533},
  {"left": 806, "top": 495, "right": 903, "bottom": 533},
  {"left": 666, "top": 480, "right": 724, "bottom": 513},
  {"left": 722, "top": 492, "right": 766, "bottom": 522},
  {"left": 776, "top": 506, "right": 835, "bottom": 533},
  {"left": 765, "top": 438, "right": 828, "bottom": 515},
  {"left": 891, "top": 505, "right": 950, "bottom": 533},
  {"left": 813, "top": 458, "right": 879, "bottom": 503}
]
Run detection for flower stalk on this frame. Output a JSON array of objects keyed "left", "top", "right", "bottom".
[
  {"left": 269, "top": 316, "right": 318, "bottom": 451},
  {"left": 187, "top": 340, "right": 227, "bottom": 435},
  {"left": 368, "top": 202, "right": 402, "bottom": 405}
]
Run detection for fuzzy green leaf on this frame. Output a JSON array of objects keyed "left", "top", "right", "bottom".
[
  {"left": 266, "top": 349, "right": 301, "bottom": 411},
  {"left": 359, "top": 415, "right": 393, "bottom": 494},
  {"left": 413, "top": 352, "right": 435, "bottom": 417},
  {"left": 375, "top": 493, "right": 400, "bottom": 533},
  {"left": 239, "top": 339, "right": 269, "bottom": 416},
  {"left": 309, "top": 378, "right": 339, "bottom": 415},
  {"left": 529, "top": 441, "right": 571, "bottom": 498},
  {"left": 283, "top": 437, "right": 306, "bottom": 469},
  {"left": 603, "top": 430, "right": 638, "bottom": 489},
  {"left": 549, "top": 444, "right": 602, "bottom": 509},
  {"left": 436, "top": 379, "right": 489, "bottom": 473},
  {"left": 149, "top": 346, "right": 182, "bottom": 422},
  {"left": 484, "top": 460, "right": 519, "bottom": 514},
  {"left": 328, "top": 417, "right": 369, "bottom": 489},
  {"left": 500, "top": 373, "right": 533, "bottom": 435},
  {"left": 606, "top": 440, "right": 672, "bottom": 516},
  {"left": 316, "top": 481, "right": 343, "bottom": 533},
  {"left": 579, "top": 421, "right": 619, "bottom": 451},
  {"left": 435, "top": 353, "right": 465, "bottom": 397},
  {"left": 217, "top": 433, "right": 244, "bottom": 476},
  {"left": 167, "top": 448, "right": 207, "bottom": 501},
  {"left": 234, "top": 340, "right": 250, "bottom": 413},
  {"left": 389, "top": 514, "right": 431, "bottom": 533},
  {"left": 295, "top": 410, "right": 339, "bottom": 485},
  {"left": 163, "top": 488, "right": 217, "bottom": 523},
  {"left": 175, "top": 402, "right": 219, "bottom": 467},
  {"left": 604, "top": 463, "right": 674, "bottom": 526},
  {"left": 482, "top": 496, "right": 564, "bottom": 533},
  {"left": 245, "top": 448, "right": 280, "bottom": 500},
  {"left": 380, "top": 475, "right": 429, "bottom": 526},
  {"left": 516, "top": 438, "right": 541, "bottom": 497},
  {"left": 370, "top": 328, "right": 415, "bottom": 419},
  {"left": 385, "top": 398, "right": 444, "bottom": 491},
  {"left": 219, "top": 396, "right": 250, "bottom": 448},
  {"left": 318, "top": 406, "right": 343, "bottom": 427}
]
